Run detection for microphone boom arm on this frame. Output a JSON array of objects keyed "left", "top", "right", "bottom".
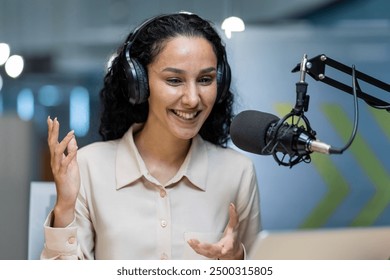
[{"left": 292, "top": 54, "right": 390, "bottom": 110}]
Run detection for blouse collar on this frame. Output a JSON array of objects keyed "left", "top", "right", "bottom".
[{"left": 115, "top": 125, "right": 208, "bottom": 191}]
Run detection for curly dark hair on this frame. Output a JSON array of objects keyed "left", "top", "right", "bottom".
[{"left": 99, "top": 13, "right": 234, "bottom": 147}]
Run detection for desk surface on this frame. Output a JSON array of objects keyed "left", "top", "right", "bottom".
[{"left": 249, "top": 226, "right": 390, "bottom": 260}]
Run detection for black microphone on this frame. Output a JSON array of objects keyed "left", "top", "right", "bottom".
[{"left": 230, "top": 110, "right": 332, "bottom": 158}]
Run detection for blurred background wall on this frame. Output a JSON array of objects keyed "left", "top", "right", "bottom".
[{"left": 0, "top": 0, "right": 389, "bottom": 259}]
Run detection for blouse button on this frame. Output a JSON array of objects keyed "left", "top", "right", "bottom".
[
  {"left": 160, "top": 253, "right": 168, "bottom": 260},
  {"left": 160, "top": 220, "right": 167, "bottom": 228},
  {"left": 160, "top": 189, "right": 166, "bottom": 198},
  {"left": 68, "top": 237, "right": 76, "bottom": 244}
]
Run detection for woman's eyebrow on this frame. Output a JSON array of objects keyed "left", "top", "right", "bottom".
[
  {"left": 162, "top": 66, "right": 217, "bottom": 74},
  {"left": 162, "top": 67, "right": 184, "bottom": 74},
  {"left": 200, "top": 67, "right": 217, "bottom": 74}
]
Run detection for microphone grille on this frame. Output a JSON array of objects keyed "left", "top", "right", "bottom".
[{"left": 230, "top": 110, "right": 279, "bottom": 155}]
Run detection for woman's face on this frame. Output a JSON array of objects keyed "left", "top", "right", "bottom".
[{"left": 146, "top": 36, "right": 218, "bottom": 140}]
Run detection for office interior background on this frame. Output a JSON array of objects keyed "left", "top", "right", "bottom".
[{"left": 0, "top": 0, "right": 389, "bottom": 259}]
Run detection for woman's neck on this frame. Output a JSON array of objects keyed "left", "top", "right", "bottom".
[{"left": 134, "top": 124, "right": 192, "bottom": 184}]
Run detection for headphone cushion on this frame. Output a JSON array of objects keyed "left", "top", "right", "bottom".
[
  {"left": 126, "top": 58, "right": 149, "bottom": 105},
  {"left": 217, "top": 60, "right": 231, "bottom": 103}
]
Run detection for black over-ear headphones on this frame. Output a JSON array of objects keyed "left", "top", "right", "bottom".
[{"left": 123, "top": 13, "right": 231, "bottom": 105}]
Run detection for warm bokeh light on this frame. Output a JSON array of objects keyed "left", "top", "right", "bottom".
[
  {"left": 5, "top": 54, "right": 24, "bottom": 78},
  {"left": 0, "top": 43, "right": 10, "bottom": 65}
]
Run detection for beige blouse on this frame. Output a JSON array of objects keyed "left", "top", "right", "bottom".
[{"left": 41, "top": 125, "right": 261, "bottom": 260}]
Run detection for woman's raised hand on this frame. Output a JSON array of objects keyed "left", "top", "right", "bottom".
[
  {"left": 47, "top": 117, "right": 80, "bottom": 227},
  {"left": 187, "top": 203, "right": 244, "bottom": 260}
]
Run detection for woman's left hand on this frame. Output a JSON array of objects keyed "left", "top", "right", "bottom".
[{"left": 187, "top": 203, "right": 244, "bottom": 260}]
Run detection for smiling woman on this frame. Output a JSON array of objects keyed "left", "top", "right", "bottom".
[
  {"left": 146, "top": 36, "right": 218, "bottom": 141},
  {"left": 41, "top": 12, "right": 261, "bottom": 260}
]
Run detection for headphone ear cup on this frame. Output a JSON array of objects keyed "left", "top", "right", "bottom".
[
  {"left": 124, "top": 43, "right": 149, "bottom": 105},
  {"left": 128, "top": 58, "right": 149, "bottom": 105},
  {"left": 125, "top": 58, "right": 149, "bottom": 105},
  {"left": 216, "top": 59, "right": 231, "bottom": 104}
]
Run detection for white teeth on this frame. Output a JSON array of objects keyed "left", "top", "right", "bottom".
[{"left": 173, "top": 110, "right": 198, "bottom": 120}]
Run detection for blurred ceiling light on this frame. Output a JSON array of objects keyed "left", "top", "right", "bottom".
[
  {"left": 38, "top": 85, "right": 62, "bottom": 106},
  {"left": 17, "top": 88, "right": 34, "bottom": 121},
  {"left": 5, "top": 55, "right": 24, "bottom": 78},
  {"left": 70, "top": 86, "right": 90, "bottom": 137},
  {"left": 221, "top": 16, "right": 245, "bottom": 39},
  {"left": 0, "top": 43, "right": 10, "bottom": 65}
]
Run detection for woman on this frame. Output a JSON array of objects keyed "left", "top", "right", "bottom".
[{"left": 42, "top": 12, "right": 260, "bottom": 260}]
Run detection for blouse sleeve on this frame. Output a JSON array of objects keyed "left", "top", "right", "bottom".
[
  {"left": 40, "top": 211, "right": 83, "bottom": 260},
  {"left": 236, "top": 161, "right": 261, "bottom": 255},
  {"left": 40, "top": 182, "right": 95, "bottom": 260}
]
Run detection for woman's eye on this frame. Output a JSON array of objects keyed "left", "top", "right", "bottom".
[
  {"left": 198, "top": 76, "right": 213, "bottom": 85},
  {"left": 166, "top": 78, "right": 182, "bottom": 85}
]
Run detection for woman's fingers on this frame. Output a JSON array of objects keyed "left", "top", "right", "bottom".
[
  {"left": 52, "top": 131, "right": 75, "bottom": 169},
  {"left": 67, "top": 135, "right": 78, "bottom": 154},
  {"left": 47, "top": 116, "right": 77, "bottom": 174},
  {"left": 224, "top": 203, "right": 239, "bottom": 236},
  {"left": 47, "top": 117, "right": 59, "bottom": 150},
  {"left": 59, "top": 148, "right": 78, "bottom": 174},
  {"left": 187, "top": 239, "right": 223, "bottom": 259},
  {"left": 187, "top": 203, "right": 242, "bottom": 259},
  {"left": 59, "top": 137, "right": 78, "bottom": 171}
]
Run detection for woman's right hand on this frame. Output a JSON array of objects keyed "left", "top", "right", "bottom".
[{"left": 47, "top": 117, "right": 80, "bottom": 227}]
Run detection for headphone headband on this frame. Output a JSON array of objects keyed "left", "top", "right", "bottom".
[{"left": 123, "top": 12, "right": 231, "bottom": 105}]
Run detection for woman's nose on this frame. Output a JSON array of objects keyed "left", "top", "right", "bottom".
[{"left": 181, "top": 83, "right": 200, "bottom": 107}]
